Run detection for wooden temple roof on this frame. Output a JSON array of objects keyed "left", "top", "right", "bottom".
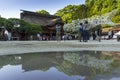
[{"left": 20, "top": 10, "right": 64, "bottom": 27}]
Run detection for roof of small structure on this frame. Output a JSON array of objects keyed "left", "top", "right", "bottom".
[{"left": 20, "top": 10, "right": 64, "bottom": 27}]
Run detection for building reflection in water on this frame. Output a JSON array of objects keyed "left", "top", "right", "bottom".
[{"left": 0, "top": 51, "right": 119, "bottom": 80}]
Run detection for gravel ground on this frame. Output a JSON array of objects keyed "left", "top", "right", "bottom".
[{"left": 0, "top": 40, "right": 120, "bottom": 55}]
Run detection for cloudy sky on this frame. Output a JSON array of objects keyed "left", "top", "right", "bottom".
[{"left": 0, "top": 0, "right": 85, "bottom": 18}]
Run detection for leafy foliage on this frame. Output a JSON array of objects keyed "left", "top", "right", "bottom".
[
  {"left": 0, "top": 17, "right": 42, "bottom": 36},
  {"left": 85, "top": 0, "right": 119, "bottom": 23},
  {"left": 55, "top": 0, "right": 120, "bottom": 23},
  {"left": 0, "top": 17, "right": 6, "bottom": 27},
  {"left": 19, "top": 20, "right": 42, "bottom": 35},
  {"left": 36, "top": 10, "right": 50, "bottom": 15},
  {"left": 112, "top": 15, "right": 120, "bottom": 23},
  {"left": 55, "top": 5, "right": 88, "bottom": 23}
]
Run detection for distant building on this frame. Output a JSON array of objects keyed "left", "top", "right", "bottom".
[{"left": 20, "top": 10, "right": 64, "bottom": 40}]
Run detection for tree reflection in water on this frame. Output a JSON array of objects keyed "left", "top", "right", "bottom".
[{"left": 0, "top": 51, "right": 119, "bottom": 80}]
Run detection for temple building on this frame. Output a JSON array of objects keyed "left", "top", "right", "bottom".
[
  {"left": 112, "top": 23, "right": 120, "bottom": 32},
  {"left": 20, "top": 10, "right": 64, "bottom": 40}
]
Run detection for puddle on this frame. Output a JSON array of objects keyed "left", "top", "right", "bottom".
[{"left": 0, "top": 51, "right": 120, "bottom": 80}]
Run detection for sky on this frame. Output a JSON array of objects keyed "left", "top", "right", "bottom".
[{"left": 0, "top": 0, "right": 85, "bottom": 18}]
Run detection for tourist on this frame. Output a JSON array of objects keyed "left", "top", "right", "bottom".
[
  {"left": 108, "top": 29, "right": 112, "bottom": 40},
  {"left": 8, "top": 32, "right": 11, "bottom": 41},
  {"left": 4, "top": 29, "right": 9, "bottom": 41},
  {"left": 78, "top": 23, "right": 84, "bottom": 42},
  {"left": 37, "top": 33, "right": 41, "bottom": 40},
  {"left": 91, "top": 30, "right": 96, "bottom": 40},
  {"left": 111, "top": 30, "right": 114, "bottom": 39},
  {"left": 96, "top": 29, "right": 102, "bottom": 42},
  {"left": 56, "top": 24, "right": 61, "bottom": 41},
  {"left": 83, "top": 20, "right": 89, "bottom": 42}
]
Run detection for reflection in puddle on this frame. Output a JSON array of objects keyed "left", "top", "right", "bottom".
[{"left": 0, "top": 51, "right": 120, "bottom": 80}]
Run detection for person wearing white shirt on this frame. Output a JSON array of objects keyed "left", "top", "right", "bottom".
[{"left": 4, "top": 29, "right": 9, "bottom": 41}]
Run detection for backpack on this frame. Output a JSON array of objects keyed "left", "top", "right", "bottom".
[{"left": 79, "top": 26, "right": 83, "bottom": 33}]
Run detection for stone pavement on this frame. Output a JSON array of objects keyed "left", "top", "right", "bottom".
[{"left": 0, "top": 40, "right": 120, "bottom": 55}]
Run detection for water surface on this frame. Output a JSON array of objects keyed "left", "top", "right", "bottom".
[{"left": 0, "top": 51, "right": 120, "bottom": 80}]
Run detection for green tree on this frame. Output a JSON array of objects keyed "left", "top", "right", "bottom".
[
  {"left": 0, "top": 17, "right": 42, "bottom": 39},
  {"left": 55, "top": 5, "right": 75, "bottom": 23},
  {"left": 20, "top": 20, "right": 42, "bottom": 35},
  {"left": 5, "top": 18, "right": 21, "bottom": 32},
  {"left": 55, "top": 5, "right": 88, "bottom": 23},
  {"left": 85, "top": 0, "right": 120, "bottom": 22},
  {"left": 77, "top": 4, "right": 88, "bottom": 19},
  {"left": 36, "top": 10, "right": 50, "bottom": 15},
  {"left": 0, "top": 17, "right": 6, "bottom": 27},
  {"left": 4, "top": 19, "right": 13, "bottom": 32},
  {"left": 112, "top": 15, "right": 120, "bottom": 23}
]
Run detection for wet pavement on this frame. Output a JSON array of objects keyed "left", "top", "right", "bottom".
[{"left": 0, "top": 40, "right": 120, "bottom": 55}]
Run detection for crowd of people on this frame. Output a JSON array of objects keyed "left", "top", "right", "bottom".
[
  {"left": 78, "top": 21, "right": 90, "bottom": 42},
  {"left": 77, "top": 21, "right": 102, "bottom": 42},
  {"left": 1, "top": 23, "right": 119, "bottom": 42},
  {"left": 35, "top": 22, "right": 117, "bottom": 42},
  {"left": 91, "top": 29, "right": 102, "bottom": 42}
]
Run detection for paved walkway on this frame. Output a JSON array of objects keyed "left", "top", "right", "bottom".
[{"left": 0, "top": 40, "right": 120, "bottom": 55}]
